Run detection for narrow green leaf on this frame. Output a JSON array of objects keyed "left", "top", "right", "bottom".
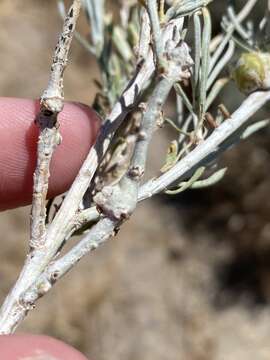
[
  {"left": 191, "top": 167, "right": 227, "bottom": 188},
  {"left": 165, "top": 166, "right": 205, "bottom": 194},
  {"left": 241, "top": 120, "right": 270, "bottom": 139}
]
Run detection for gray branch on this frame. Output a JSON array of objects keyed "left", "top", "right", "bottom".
[
  {"left": 139, "top": 90, "right": 270, "bottom": 200},
  {"left": 0, "top": 0, "right": 268, "bottom": 335}
]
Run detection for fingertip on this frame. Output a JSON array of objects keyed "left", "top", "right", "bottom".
[
  {"left": 0, "top": 334, "right": 88, "bottom": 360},
  {"left": 0, "top": 97, "right": 100, "bottom": 210}
]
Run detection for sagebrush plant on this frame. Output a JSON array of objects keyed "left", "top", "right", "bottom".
[{"left": 0, "top": 0, "right": 269, "bottom": 333}]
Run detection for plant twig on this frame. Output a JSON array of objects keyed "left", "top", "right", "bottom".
[
  {"left": 1, "top": 0, "right": 269, "bottom": 337},
  {"left": 139, "top": 90, "right": 270, "bottom": 200},
  {"left": 17, "top": 37, "right": 193, "bottom": 313},
  {"left": 0, "top": 8, "right": 189, "bottom": 334},
  {"left": 30, "top": 0, "right": 81, "bottom": 250},
  {"left": 0, "top": 0, "right": 82, "bottom": 334},
  {"left": 147, "top": 0, "right": 163, "bottom": 65}
]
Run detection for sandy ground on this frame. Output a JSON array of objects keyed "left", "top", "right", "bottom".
[{"left": 1, "top": 1, "right": 270, "bottom": 359}]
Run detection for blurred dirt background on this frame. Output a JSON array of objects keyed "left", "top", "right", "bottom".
[{"left": 1, "top": 1, "right": 270, "bottom": 359}]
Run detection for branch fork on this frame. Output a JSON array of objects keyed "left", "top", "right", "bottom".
[{"left": 0, "top": 0, "right": 269, "bottom": 336}]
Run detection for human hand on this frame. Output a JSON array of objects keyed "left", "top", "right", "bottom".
[
  {"left": 0, "top": 97, "right": 99, "bottom": 358},
  {"left": 0, "top": 97, "right": 99, "bottom": 210},
  {"left": 0, "top": 334, "right": 88, "bottom": 359}
]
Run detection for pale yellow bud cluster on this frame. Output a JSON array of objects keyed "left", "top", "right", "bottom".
[{"left": 233, "top": 52, "right": 270, "bottom": 94}]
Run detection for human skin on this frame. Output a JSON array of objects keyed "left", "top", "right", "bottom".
[
  {"left": 0, "top": 97, "right": 99, "bottom": 210},
  {"left": 0, "top": 97, "right": 99, "bottom": 358},
  {"left": 0, "top": 335, "right": 88, "bottom": 360}
]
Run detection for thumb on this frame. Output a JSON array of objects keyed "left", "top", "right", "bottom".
[
  {"left": 0, "top": 334, "right": 88, "bottom": 360},
  {"left": 0, "top": 97, "right": 99, "bottom": 210}
]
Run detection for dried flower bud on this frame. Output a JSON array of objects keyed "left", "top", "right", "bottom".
[{"left": 233, "top": 52, "right": 270, "bottom": 94}]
